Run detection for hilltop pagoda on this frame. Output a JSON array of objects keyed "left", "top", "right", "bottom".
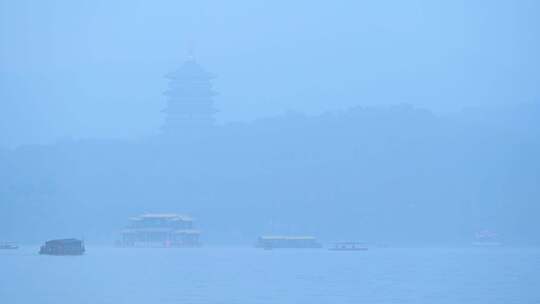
[{"left": 162, "top": 57, "right": 217, "bottom": 135}]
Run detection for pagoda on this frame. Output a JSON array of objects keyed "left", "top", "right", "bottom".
[{"left": 162, "top": 57, "right": 217, "bottom": 135}]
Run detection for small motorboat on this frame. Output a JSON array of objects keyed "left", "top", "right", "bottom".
[
  {"left": 39, "top": 238, "right": 85, "bottom": 255},
  {"left": 329, "top": 242, "right": 368, "bottom": 251},
  {"left": 472, "top": 230, "right": 502, "bottom": 247},
  {"left": 256, "top": 236, "right": 323, "bottom": 249},
  {"left": 0, "top": 242, "right": 19, "bottom": 250}
]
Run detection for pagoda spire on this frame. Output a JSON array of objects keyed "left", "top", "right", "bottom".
[{"left": 186, "top": 38, "right": 195, "bottom": 61}]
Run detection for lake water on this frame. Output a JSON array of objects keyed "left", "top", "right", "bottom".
[{"left": 1, "top": 246, "right": 539, "bottom": 304}]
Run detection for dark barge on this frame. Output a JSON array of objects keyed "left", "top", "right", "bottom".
[{"left": 39, "top": 239, "right": 85, "bottom": 255}]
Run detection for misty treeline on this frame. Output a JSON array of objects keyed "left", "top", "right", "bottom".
[{"left": 1, "top": 103, "right": 538, "bottom": 245}]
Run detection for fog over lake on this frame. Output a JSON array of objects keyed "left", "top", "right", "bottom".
[{"left": 1, "top": 0, "right": 539, "bottom": 303}]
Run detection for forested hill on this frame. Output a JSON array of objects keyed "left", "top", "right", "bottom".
[{"left": 1, "top": 103, "right": 538, "bottom": 245}]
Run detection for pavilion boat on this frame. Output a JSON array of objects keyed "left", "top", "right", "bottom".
[{"left": 119, "top": 213, "right": 201, "bottom": 248}]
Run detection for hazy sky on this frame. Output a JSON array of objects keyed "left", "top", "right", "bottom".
[{"left": 1, "top": 0, "right": 539, "bottom": 147}]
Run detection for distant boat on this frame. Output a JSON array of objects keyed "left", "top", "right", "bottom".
[
  {"left": 472, "top": 230, "right": 502, "bottom": 247},
  {"left": 256, "top": 236, "right": 323, "bottom": 249},
  {"left": 0, "top": 242, "right": 18, "bottom": 250},
  {"left": 329, "top": 242, "right": 368, "bottom": 251},
  {"left": 39, "top": 239, "right": 85, "bottom": 255}
]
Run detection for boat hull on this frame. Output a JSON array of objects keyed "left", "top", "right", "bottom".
[
  {"left": 329, "top": 248, "right": 368, "bottom": 251},
  {"left": 472, "top": 242, "right": 502, "bottom": 247}
]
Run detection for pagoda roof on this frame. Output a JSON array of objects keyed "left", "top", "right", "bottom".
[
  {"left": 165, "top": 59, "right": 215, "bottom": 80},
  {"left": 130, "top": 213, "right": 193, "bottom": 221},
  {"left": 45, "top": 238, "right": 83, "bottom": 245},
  {"left": 164, "top": 90, "right": 218, "bottom": 98}
]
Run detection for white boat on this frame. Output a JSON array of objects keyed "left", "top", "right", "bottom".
[
  {"left": 256, "top": 236, "right": 322, "bottom": 249},
  {"left": 0, "top": 242, "right": 19, "bottom": 250}
]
